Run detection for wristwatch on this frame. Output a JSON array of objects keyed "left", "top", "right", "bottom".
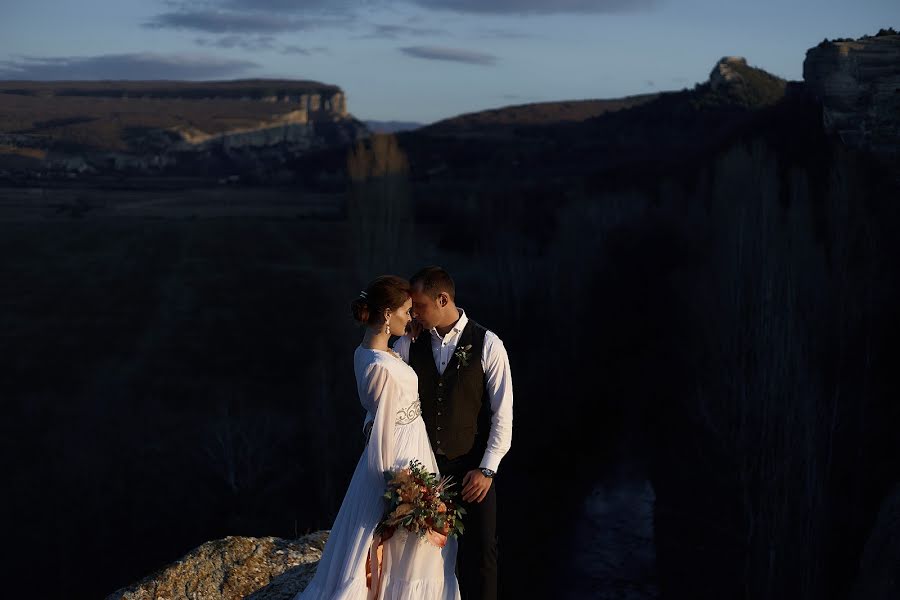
[{"left": 480, "top": 468, "right": 495, "bottom": 479}]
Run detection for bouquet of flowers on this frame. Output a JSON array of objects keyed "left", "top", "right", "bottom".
[{"left": 375, "top": 459, "right": 465, "bottom": 548}]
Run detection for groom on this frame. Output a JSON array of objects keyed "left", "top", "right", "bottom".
[{"left": 365, "top": 266, "right": 513, "bottom": 600}]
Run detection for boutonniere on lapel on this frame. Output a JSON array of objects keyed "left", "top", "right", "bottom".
[{"left": 454, "top": 344, "right": 473, "bottom": 369}]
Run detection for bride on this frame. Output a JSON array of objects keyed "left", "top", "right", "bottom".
[{"left": 296, "top": 275, "right": 461, "bottom": 600}]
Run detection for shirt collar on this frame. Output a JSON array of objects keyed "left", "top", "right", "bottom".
[{"left": 430, "top": 308, "right": 468, "bottom": 339}]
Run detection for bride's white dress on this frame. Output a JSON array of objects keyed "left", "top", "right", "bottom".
[{"left": 295, "top": 346, "right": 461, "bottom": 600}]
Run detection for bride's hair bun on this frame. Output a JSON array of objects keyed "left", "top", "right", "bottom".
[
  {"left": 350, "top": 295, "right": 370, "bottom": 324},
  {"left": 351, "top": 275, "right": 410, "bottom": 326}
]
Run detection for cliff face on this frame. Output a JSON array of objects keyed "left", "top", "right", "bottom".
[
  {"left": 0, "top": 80, "right": 349, "bottom": 117},
  {"left": 803, "top": 33, "right": 900, "bottom": 158},
  {"left": 0, "top": 81, "right": 366, "bottom": 179},
  {"left": 236, "top": 91, "right": 348, "bottom": 119},
  {"left": 105, "top": 533, "right": 327, "bottom": 600}
]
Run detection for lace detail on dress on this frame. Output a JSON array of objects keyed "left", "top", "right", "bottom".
[{"left": 396, "top": 397, "right": 422, "bottom": 425}]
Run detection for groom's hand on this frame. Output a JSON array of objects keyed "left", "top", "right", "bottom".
[
  {"left": 461, "top": 470, "right": 492, "bottom": 503},
  {"left": 406, "top": 319, "right": 424, "bottom": 341}
]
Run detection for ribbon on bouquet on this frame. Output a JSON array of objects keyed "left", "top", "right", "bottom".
[
  {"left": 425, "top": 529, "right": 448, "bottom": 548},
  {"left": 366, "top": 527, "right": 447, "bottom": 599},
  {"left": 366, "top": 533, "right": 383, "bottom": 600}
]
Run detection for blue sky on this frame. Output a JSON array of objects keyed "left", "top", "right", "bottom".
[{"left": 1, "top": 0, "right": 897, "bottom": 123}]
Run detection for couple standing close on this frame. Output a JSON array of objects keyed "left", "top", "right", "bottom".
[{"left": 297, "top": 266, "right": 513, "bottom": 600}]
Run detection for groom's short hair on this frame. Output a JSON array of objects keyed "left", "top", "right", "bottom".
[{"left": 410, "top": 266, "right": 456, "bottom": 300}]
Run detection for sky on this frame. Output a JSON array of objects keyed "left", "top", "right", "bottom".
[{"left": 0, "top": 0, "right": 897, "bottom": 123}]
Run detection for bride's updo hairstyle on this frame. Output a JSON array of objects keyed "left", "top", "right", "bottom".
[{"left": 351, "top": 275, "right": 411, "bottom": 326}]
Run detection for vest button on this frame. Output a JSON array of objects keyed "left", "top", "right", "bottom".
[
  {"left": 437, "top": 440, "right": 441, "bottom": 445},
  {"left": 438, "top": 382, "right": 443, "bottom": 387},
  {"left": 437, "top": 426, "right": 442, "bottom": 431},
  {"left": 437, "top": 412, "right": 442, "bottom": 416}
]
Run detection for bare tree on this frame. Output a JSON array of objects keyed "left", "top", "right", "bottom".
[
  {"left": 200, "top": 390, "right": 293, "bottom": 496},
  {"left": 346, "top": 134, "right": 413, "bottom": 281},
  {"left": 685, "top": 140, "right": 866, "bottom": 600}
]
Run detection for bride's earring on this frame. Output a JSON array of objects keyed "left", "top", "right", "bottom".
[{"left": 385, "top": 315, "right": 391, "bottom": 336}]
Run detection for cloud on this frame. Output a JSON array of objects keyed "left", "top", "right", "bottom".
[
  {"left": 0, "top": 52, "right": 259, "bottom": 80},
  {"left": 145, "top": 10, "right": 319, "bottom": 33},
  {"left": 409, "top": 0, "right": 659, "bottom": 14},
  {"left": 281, "top": 45, "right": 330, "bottom": 55},
  {"left": 194, "top": 34, "right": 331, "bottom": 55},
  {"left": 156, "top": 0, "right": 657, "bottom": 25},
  {"left": 223, "top": 0, "right": 342, "bottom": 10},
  {"left": 360, "top": 24, "right": 447, "bottom": 40},
  {"left": 477, "top": 28, "right": 537, "bottom": 39},
  {"left": 400, "top": 46, "right": 497, "bottom": 65},
  {"left": 195, "top": 35, "right": 277, "bottom": 50}
]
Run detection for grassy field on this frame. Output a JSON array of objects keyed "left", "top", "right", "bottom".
[
  {"left": 0, "top": 184, "right": 344, "bottom": 220},
  {"left": 0, "top": 186, "right": 352, "bottom": 394}
]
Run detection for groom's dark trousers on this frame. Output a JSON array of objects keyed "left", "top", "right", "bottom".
[{"left": 437, "top": 450, "right": 498, "bottom": 600}]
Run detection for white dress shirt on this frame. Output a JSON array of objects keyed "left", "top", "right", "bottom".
[{"left": 391, "top": 309, "right": 513, "bottom": 473}]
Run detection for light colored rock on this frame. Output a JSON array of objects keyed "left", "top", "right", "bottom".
[
  {"left": 710, "top": 56, "right": 749, "bottom": 91},
  {"left": 803, "top": 33, "right": 900, "bottom": 157},
  {"left": 105, "top": 532, "right": 328, "bottom": 600},
  {"left": 172, "top": 110, "right": 314, "bottom": 150},
  {"left": 325, "top": 92, "right": 348, "bottom": 117}
]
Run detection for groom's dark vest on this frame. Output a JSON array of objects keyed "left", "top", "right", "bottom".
[{"left": 410, "top": 320, "right": 492, "bottom": 461}]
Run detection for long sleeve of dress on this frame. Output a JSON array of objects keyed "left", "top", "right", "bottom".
[
  {"left": 361, "top": 337, "right": 413, "bottom": 436},
  {"left": 360, "top": 362, "right": 400, "bottom": 478}
]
